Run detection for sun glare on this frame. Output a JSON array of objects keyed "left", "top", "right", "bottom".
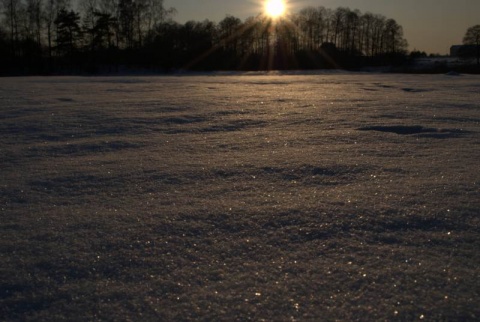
[{"left": 265, "top": 0, "right": 286, "bottom": 18}]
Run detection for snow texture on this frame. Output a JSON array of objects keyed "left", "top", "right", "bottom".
[{"left": 1, "top": 72, "right": 479, "bottom": 320}]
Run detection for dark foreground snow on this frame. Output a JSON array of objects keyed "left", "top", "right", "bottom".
[{"left": 1, "top": 72, "right": 479, "bottom": 320}]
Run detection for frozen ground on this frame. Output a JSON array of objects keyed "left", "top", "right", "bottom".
[{"left": 1, "top": 72, "right": 479, "bottom": 320}]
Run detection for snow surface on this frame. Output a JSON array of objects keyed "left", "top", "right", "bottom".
[{"left": 1, "top": 72, "right": 479, "bottom": 320}]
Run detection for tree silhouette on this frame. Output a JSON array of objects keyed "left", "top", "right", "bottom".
[
  {"left": 0, "top": 26, "right": 8, "bottom": 71},
  {"left": 463, "top": 25, "right": 480, "bottom": 65},
  {"left": 43, "top": 0, "right": 56, "bottom": 60},
  {"left": 0, "top": 2, "right": 412, "bottom": 74},
  {"left": 1, "top": 0, "right": 22, "bottom": 58},
  {"left": 118, "top": 0, "right": 135, "bottom": 48},
  {"left": 54, "top": 9, "right": 82, "bottom": 56},
  {"left": 25, "top": 0, "right": 42, "bottom": 47}
]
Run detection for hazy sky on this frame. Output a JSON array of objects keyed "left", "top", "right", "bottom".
[{"left": 163, "top": 0, "right": 480, "bottom": 54}]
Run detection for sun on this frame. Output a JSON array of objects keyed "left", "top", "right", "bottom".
[{"left": 265, "top": 0, "right": 286, "bottom": 18}]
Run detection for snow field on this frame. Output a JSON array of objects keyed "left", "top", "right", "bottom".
[{"left": 1, "top": 72, "right": 479, "bottom": 320}]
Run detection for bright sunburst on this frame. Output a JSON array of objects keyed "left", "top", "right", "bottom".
[{"left": 265, "top": 0, "right": 286, "bottom": 18}]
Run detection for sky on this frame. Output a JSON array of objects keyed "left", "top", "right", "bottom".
[{"left": 163, "top": 0, "right": 480, "bottom": 55}]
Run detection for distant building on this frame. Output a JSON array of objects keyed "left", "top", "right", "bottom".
[
  {"left": 450, "top": 45, "right": 477, "bottom": 57},
  {"left": 450, "top": 45, "right": 461, "bottom": 56}
]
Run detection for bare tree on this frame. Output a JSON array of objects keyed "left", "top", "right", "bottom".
[
  {"left": 1, "top": 0, "right": 23, "bottom": 56},
  {"left": 463, "top": 25, "right": 480, "bottom": 65},
  {"left": 25, "top": 0, "right": 42, "bottom": 45},
  {"left": 98, "top": 0, "right": 119, "bottom": 46},
  {"left": 298, "top": 7, "right": 316, "bottom": 50},
  {"left": 118, "top": 0, "right": 134, "bottom": 47},
  {"left": 144, "top": 0, "right": 175, "bottom": 30},
  {"left": 346, "top": 9, "right": 360, "bottom": 54},
  {"left": 359, "top": 13, "right": 374, "bottom": 56},
  {"left": 371, "top": 14, "right": 385, "bottom": 56},
  {"left": 80, "top": 0, "right": 98, "bottom": 49},
  {"left": 219, "top": 15, "right": 242, "bottom": 53},
  {"left": 43, "top": 0, "right": 55, "bottom": 57},
  {"left": 384, "top": 19, "right": 407, "bottom": 54}
]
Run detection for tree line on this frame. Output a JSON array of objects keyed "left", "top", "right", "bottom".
[{"left": 0, "top": 0, "right": 409, "bottom": 74}]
